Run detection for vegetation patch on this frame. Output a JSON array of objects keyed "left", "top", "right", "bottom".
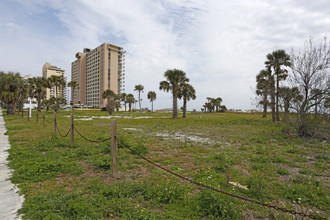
[{"left": 3, "top": 110, "right": 329, "bottom": 219}]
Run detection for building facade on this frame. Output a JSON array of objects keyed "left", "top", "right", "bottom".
[
  {"left": 42, "top": 63, "right": 66, "bottom": 99},
  {"left": 71, "top": 43, "right": 125, "bottom": 107},
  {"left": 71, "top": 52, "right": 87, "bottom": 104}
]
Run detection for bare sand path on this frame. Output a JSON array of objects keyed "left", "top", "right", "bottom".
[{"left": 0, "top": 109, "right": 24, "bottom": 220}]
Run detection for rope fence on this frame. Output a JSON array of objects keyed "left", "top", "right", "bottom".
[
  {"left": 73, "top": 125, "right": 111, "bottom": 143},
  {"left": 56, "top": 123, "right": 71, "bottom": 138},
  {"left": 23, "top": 111, "right": 327, "bottom": 220},
  {"left": 119, "top": 140, "right": 325, "bottom": 220},
  {"left": 44, "top": 118, "right": 54, "bottom": 124}
]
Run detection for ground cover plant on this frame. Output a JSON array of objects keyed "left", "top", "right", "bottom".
[{"left": 4, "top": 110, "right": 329, "bottom": 219}]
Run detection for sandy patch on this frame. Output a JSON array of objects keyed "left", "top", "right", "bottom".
[
  {"left": 229, "top": 181, "right": 248, "bottom": 190},
  {"left": 122, "top": 128, "right": 142, "bottom": 131},
  {"left": 155, "top": 132, "right": 214, "bottom": 144},
  {"left": 64, "top": 115, "right": 167, "bottom": 120}
]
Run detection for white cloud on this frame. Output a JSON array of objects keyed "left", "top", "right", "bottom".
[{"left": 1, "top": 0, "right": 329, "bottom": 111}]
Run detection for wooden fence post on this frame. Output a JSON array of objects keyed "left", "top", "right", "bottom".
[
  {"left": 27, "top": 108, "right": 30, "bottom": 121},
  {"left": 70, "top": 113, "right": 74, "bottom": 147},
  {"left": 54, "top": 112, "right": 56, "bottom": 134},
  {"left": 42, "top": 112, "right": 45, "bottom": 128},
  {"left": 111, "top": 119, "right": 118, "bottom": 178}
]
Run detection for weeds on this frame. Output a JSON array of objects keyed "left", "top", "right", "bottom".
[{"left": 3, "top": 110, "right": 329, "bottom": 219}]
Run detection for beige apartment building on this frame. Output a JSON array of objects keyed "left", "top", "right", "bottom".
[
  {"left": 71, "top": 52, "right": 87, "bottom": 104},
  {"left": 71, "top": 43, "right": 125, "bottom": 107},
  {"left": 42, "top": 63, "right": 66, "bottom": 99}
]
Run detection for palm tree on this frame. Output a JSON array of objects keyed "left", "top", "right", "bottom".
[
  {"left": 179, "top": 84, "right": 196, "bottom": 118},
  {"left": 204, "top": 101, "right": 213, "bottom": 113},
  {"left": 147, "top": 91, "right": 157, "bottom": 112},
  {"left": 48, "top": 75, "right": 65, "bottom": 98},
  {"left": 279, "top": 87, "right": 302, "bottom": 121},
  {"left": 68, "top": 80, "right": 79, "bottom": 103},
  {"left": 214, "top": 97, "right": 222, "bottom": 112},
  {"left": 134, "top": 84, "right": 144, "bottom": 111},
  {"left": 159, "top": 69, "right": 189, "bottom": 118},
  {"left": 256, "top": 69, "right": 273, "bottom": 118},
  {"left": 48, "top": 75, "right": 66, "bottom": 112},
  {"left": 29, "top": 77, "right": 48, "bottom": 112},
  {"left": 120, "top": 92, "right": 127, "bottom": 111},
  {"left": 102, "top": 89, "right": 115, "bottom": 115},
  {"left": 0, "top": 72, "right": 26, "bottom": 114},
  {"left": 16, "top": 77, "right": 29, "bottom": 113},
  {"left": 126, "top": 94, "right": 135, "bottom": 112},
  {"left": 42, "top": 99, "right": 52, "bottom": 111},
  {"left": 265, "top": 50, "right": 291, "bottom": 121},
  {"left": 206, "top": 97, "right": 215, "bottom": 112},
  {"left": 115, "top": 94, "right": 121, "bottom": 111},
  {"left": 68, "top": 80, "right": 79, "bottom": 112}
]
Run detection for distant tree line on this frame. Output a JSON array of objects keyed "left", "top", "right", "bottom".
[
  {"left": 102, "top": 84, "right": 157, "bottom": 115},
  {"left": 255, "top": 36, "right": 330, "bottom": 137},
  {"left": 0, "top": 72, "right": 67, "bottom": 114},
  {"left": 201, "top": 97, "right": 226, "bottom": 113}
]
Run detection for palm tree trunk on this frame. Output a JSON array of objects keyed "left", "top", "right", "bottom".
[
  {"left": 284, "top": 105, "right": 288, "bottom": 122},
  {"left": 37, "top": 93, "right": 41, "bottom": 112},
  {"left": 183, "top": 97, "right": 187, "bottom": 118},
  {"left": 6, "top": 103, "right": 10, "bottom": 115},
  {"left": 124, "top": 103, "right": 127, "bottom": 112},
  {"left": 129, "top": 103, "right": 132, "bottom": 112},
  {"left": 262, "top": 94, "right": 267, "bottom": 118},
  {"left": 72, "top": 88, "right": 75, "bottom": 114},
  {"left": 55, "top": 86, "right": 58, "bottom": 112},
  {"left": 172, "top": 87, "right": 178, "bottom": 118},
  {"left": 138, "top": 92, "right": 141, "bottom": 111},
  {"left": 151, "top": 101, "right": 153, "bottom": 112},
  {"left": 11, "top": 101, "right": 16, "bottom": 115},
  {"left": 276, "top": 75, "right": 280, "bottom": 121},
  {"left": 271, "top": 83, "right": 276, "bottom": 122}
]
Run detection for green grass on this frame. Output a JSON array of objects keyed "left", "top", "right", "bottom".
[{"left": 4, "top": 110, "right": 330, "bottom": 219}]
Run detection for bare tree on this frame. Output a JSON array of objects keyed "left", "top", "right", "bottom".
[{"left": 290, "top": 37, "right": 330, "bottom": 136}]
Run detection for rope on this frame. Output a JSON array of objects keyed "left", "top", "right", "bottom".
[
  {"left": 56, "top": 123, "right": 71, "bottom": 138},
  {"left": 44, "top": 117, "right": 54, "bottom": 124},
  {"left": 73, "top": 126, "right": 111, "bottom": 143},
  {"left": 120, "top": 140, "right": 325, "bottom": 220}
]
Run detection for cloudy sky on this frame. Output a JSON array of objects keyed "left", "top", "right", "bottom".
[{"left": 1, "top": 0, "right": 329, "bottom": 111}]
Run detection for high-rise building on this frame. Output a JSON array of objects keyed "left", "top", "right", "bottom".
[
  {"left": 42, "top": 62, "right": 66, "bottom": 99},
  {"left": 71, "top": 52, "right": 87, "bottom": 105},
  {"left": 71, "top": 43, "right": 125, "bottom": 107}
]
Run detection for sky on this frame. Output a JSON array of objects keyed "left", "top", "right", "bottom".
[{"left": 1, "top": 0, "right": 329, "bottom": 111}]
